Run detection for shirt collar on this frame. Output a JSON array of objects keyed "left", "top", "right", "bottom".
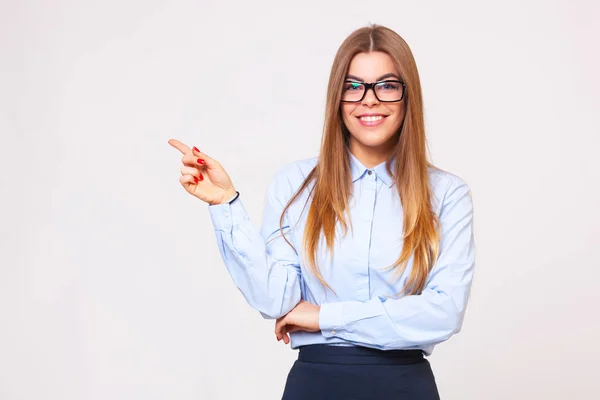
[{"left": 349, "top": 151, "right": 395, "bottom": 188}]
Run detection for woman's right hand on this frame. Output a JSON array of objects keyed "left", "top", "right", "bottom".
[{"left": 168, "top": 139, "right": 237, "bottom": 206}]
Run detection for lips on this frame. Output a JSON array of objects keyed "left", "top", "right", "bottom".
[
  {"left": 356, "top": 114, "right": 388, "bottom": 127},
  {"left": 360, "top": 115, "right": 383, "bottom": 122}
]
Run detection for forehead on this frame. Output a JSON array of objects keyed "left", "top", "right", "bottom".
[{"left": 347, "top": 51, "right": 398, "bottom": 80}]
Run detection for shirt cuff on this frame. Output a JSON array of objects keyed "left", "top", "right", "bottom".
[
  {"left": 208, "top": 197, "right": 249, "bottom": 231},
  {"left": 319, "top": 302, "right": 345, "bottom": 338}
]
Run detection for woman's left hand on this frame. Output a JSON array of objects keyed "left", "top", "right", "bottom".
[{"left": 275, "top": 300, "right": 321, "bottom": 345}]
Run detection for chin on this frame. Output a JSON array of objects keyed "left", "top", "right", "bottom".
[{"left": 353, "top": 129, "right": 396, "bottom": 145}]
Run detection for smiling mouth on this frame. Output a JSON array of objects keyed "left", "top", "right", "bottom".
[
  {"left": 358, "top": 115, "right": 385, "bottom": 122},
  {"left": 356, "top": 115, "right": 388, "bottom": 126}
]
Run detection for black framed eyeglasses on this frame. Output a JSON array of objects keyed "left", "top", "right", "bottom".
[{"left": 341, "top": 79, "right": 406, "bottom": 103}]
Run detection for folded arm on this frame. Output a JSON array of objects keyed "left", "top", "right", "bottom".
[{"left": 319, "top": 177, "right": 476, "bottom": 350}]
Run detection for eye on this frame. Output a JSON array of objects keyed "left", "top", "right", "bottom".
[
  {"left": 377, "top": 81, "right": 401, "bottom": 91},
  {"left": 343, "top": 82, "right": 363, "bottom": 92}
]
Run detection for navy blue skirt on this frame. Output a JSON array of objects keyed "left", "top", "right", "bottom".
[{"left": 281, "top": 344, "right": 440, "bottom": 399}]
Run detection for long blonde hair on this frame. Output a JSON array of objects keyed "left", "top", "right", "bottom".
[{"left": 278, "top": 24, "right": 440, "bottom": 297}]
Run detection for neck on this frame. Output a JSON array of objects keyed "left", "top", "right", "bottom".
[{"left": 348, "top": 139, "right": 395, "bottom": 168}]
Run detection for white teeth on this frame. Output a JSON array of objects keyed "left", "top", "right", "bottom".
[{"left": 359, "top": 115, "right": 383, "bottom": 122}]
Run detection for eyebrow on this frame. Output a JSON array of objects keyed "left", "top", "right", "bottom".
[{"left": 345, "top": 73, "right": 400, "bottom": 82}]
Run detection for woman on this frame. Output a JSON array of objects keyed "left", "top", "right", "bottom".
[{"left": 169, "top": 24, "right": 475, "bottom": 399}]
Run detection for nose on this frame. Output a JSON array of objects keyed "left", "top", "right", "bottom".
[{"left": 361, "top": 86, "right": 379, "bottom": 106}]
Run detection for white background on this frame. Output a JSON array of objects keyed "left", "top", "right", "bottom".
[{"left": 1, "top": 0, "right": 599, "bottom": 399}]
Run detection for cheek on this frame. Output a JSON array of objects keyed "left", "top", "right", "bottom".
[
  {"left": 388, "top": 105, "right": 405, "bottom": 128},
  {"left": 341, "top": 105, "right": 357, "bottom": 125}
]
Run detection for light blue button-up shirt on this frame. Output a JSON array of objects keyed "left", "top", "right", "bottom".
[{"left": 208, "top": 152, "right": 475, "bottom": 356}]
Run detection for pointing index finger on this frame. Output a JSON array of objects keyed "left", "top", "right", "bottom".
[{"left": 168, "top": 138, "right": 192, "bottom": 155}]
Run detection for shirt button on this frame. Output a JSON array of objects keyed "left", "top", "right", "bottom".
[
  {"left": 367, "top": 170, "right": 372, "bottom": 175},
  {"left": 331, "top": 330, "right": 336, "bottom": 335},
  {"left": 223, "top": 212, "right": 230, "bottom": 218}
]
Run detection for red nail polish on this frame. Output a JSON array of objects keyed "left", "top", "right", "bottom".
[
  {"left": 197, "top": 158, "right": 204, "bottom": 164},
  {"left": 193, "top": 146, "right": 200, "bottom": 153},
  {"left": 193, "top": 177, "right": 199, "bottom": 183},
  {"left": 199, "top": 174, "right": 204, "bottom": 181}
]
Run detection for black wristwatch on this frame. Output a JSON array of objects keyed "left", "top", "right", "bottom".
[{"left": 227, "top": 191, "right": 240, "bottom": 204}]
